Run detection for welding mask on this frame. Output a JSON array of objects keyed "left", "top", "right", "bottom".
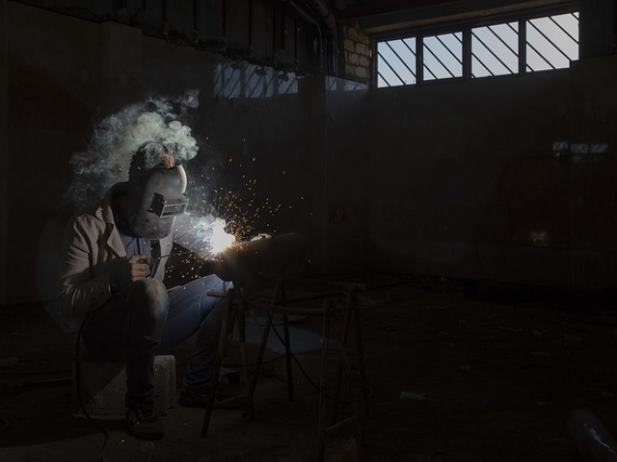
[{"left": 125, "top": 142, "right": 189, "bottom": 239}]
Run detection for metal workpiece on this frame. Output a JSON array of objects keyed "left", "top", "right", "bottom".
[{"left": 213, "top": 232, "right": 308, "bottom": 284}]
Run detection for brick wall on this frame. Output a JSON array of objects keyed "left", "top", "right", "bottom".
[{"left": 342, "top": 25, "right": 371, "bottom": 83}]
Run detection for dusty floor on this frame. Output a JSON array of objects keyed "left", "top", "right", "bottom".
[{"left": 1, "top": 277, "right": 617, "bottom": 461}]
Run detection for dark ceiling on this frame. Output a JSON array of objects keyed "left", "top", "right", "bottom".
[
  {"left": 337, "top": 0, "right": 458, "bottom": 18},
  {"left": 335, "top": 0, "right": 572, "bottom": 35}
]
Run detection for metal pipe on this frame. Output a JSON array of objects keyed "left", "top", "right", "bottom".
[
  {"left": 569, "top": 409, "right": 617, "bottom": 462},
  {"left": 248, "top": 0, "right": 253, "bottom": 49},
  {"left": 193, "top": 0, "right": 199, "bottom": 42},
  {"left": 303, "top": 0, "right": 338, "bottom": 74},
  {"left": 281, "top": 2, "right": 287, "bottom": 50},
  {"left": 222, "top": 0, "right": 227, "bottom": 39},
  {"left": 272, "top": 0, "right": 277, "bottom": 61},
  {"left": 162, "top": 0, "right": 168, "bottom": 37},
  {"left": 286, "top": 0, "right": 324, "bottom": 70}
]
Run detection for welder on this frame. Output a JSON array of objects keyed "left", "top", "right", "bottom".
[{"left": 60, "top": 141, "right": 228, "bottom": 440}]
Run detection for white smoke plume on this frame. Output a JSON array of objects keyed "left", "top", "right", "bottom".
[
  {"left": 67, "top": 89, "right": 237, "bottom": 254},
  {"left": 68, "top": 90, "right": 200, "bottom": 210}
]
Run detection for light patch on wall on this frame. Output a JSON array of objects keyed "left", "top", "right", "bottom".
[
  {"left": 571, "top": 143, "right": 609, "bottom": 154},
  {"left": 326, "top": 76, "right": 368, "bottom": 93},
  {"left": 530, "top": 230, "right": 549, "bottom": 247},
  {"left": 552, "top": 141, "right": 609, "bottom": 158},
  {"left": 214, "top": 62, "right": 298, "bottom": 99}
]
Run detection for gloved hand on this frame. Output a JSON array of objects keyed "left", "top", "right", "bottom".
[{"left": 109, "top": 256, "right": 152, "bottom": 293}]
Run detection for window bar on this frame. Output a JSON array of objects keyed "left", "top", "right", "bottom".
[
  {"left": 472, "top": 31, "right": 516, "bottom": 73},
  {"left": 399, "top": 38, "right": 416, "bottom": 60},
  {"left": 526, "top": 39, "right": 557, "bottom": 69},
  {"left": 435, "top": 34, "right": 463, "bottom": 64},
  {"left": 423, "top": 42, "right": 456, "bottom": 78},
  {"left": 527, "top": 20, "right": 573, "bottom": 61},
  {"left": 229, "top": 68, "right": 243, "bottom": 98},
  {"left": 471, "top": 55, "right": 496, "bottom": 77},
  {"left": 486, "top": 25, "right": 519, "bottom": 57},
  {"left": 516, "top": 20, "right": 526, "bottom": 73},
  {"left": 385, "top": 41, "right": 417, "bottom": 77},
  {"left": 247, "top": 71, "right": 261, "bottom": 98},
  {"left": 228, "top": 73, "right": 241, "bottom": 98},
  {"left": 417, "top": 36, "right": 424, "bottom": 83},
  {"left": 377, "top": 71, "right": 391, "bottom": 88},
  {"left": 372, "top": 41, "right": 379, "bottom": 89},
  {"left": 463, "top": 28, "right": 471, "bottom": 79},
  {"left": 571, "top": 12, "right": 579, "bottom": 19},
  {"left": 455, "top": 32, "right": 493, "bottom": 77},
  {"left": 548, "top": 16, "right": 578, "bottom": 44},
  {"left": 377, "top": 51, "right": 407, "bottom": 85},
  {"left": 265, "top": 72, "right": 274, "bottom": 95},
  {"left": 401, "top": 39, "right": 416, "bottom": 57}
]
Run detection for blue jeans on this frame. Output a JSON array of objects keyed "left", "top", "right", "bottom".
[{"left": 82, "top": 275, "right": 228, "bottom": 408}]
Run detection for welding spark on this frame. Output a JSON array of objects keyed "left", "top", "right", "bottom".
[
  {"left": 174, "top": 213, "right": 236, "bottom": 256},
  {"left": 209, "top": 218, "right": 236, "bottom": 253}
]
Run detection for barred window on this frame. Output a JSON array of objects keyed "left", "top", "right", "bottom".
[
  {"left": 376, "top": 9, "right": 579, "bottom": 88},
  {"left": 472, "top": 22, "right": 519, "bottom": 78},
  {"left": 377, "top": 38, "right": 417, "bottom": 87},
  {"left": 526, "top": 12, "right": 579, "bottom": 72},
  {"left": 423, "top": 32, "right": 463, "bottom": 81}
]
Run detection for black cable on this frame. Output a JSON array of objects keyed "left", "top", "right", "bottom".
[{"left": 75, "top": 313, "right": 109, "bottom": 462}]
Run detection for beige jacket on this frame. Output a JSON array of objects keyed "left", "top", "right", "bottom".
[{"left": 60, "top": 184, "right": 173, "bottom": 318}]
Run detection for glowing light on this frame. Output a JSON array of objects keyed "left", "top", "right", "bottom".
[
  {"left": 174, "top": 213, "right": 236, "bottom": 256},
  {"left": 209, "top": 218, "right": 236, "bottom": 253}
]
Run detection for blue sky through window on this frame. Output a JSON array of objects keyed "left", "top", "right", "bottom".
[{"left": 377, "top": 12, "right": 579, "bottom": 87}]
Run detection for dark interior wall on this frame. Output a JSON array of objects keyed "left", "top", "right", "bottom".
[
  {"left": 0, "top": 0, "right": 7, "bottom": 305},
  {"left": 13, "top": 0, "right": 320, "bottom": 71},
  {"left": 7, "top": 2, "right": 106, "bottom": 303},
  {"left": 5, "top": 1, "right": 353, "bottom": 304},
  {"left": 362, "top": 1, "right": 617, "bottom": 288},
  {"left": 322, "top": 78, "right": 369, "bottom": 271},
  {"left": 365, "top": 57, "right": 617, "bottom": 288}
]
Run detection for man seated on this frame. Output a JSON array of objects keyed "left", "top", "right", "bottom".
[{"left": 60, "top": 141, "right": 228, "bottom": 440}]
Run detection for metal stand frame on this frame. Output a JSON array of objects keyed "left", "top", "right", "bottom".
[{"left": 201, "top": 277, "right": 370, "bottom": 462}]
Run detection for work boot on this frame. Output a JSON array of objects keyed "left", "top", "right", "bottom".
[{"left": 126, "top": 401, "right": 164, "bottom": 440}]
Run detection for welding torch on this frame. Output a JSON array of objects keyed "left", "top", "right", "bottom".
[{"left": 157, "top": 232, "right": 308, "bottom": 284}]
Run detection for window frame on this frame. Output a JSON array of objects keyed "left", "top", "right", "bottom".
[{"left": 372, "top": 2, "right": 579, "bottom": 89}]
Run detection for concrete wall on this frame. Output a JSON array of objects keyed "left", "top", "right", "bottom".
[
  {"left": 0, "top": 0, "right": 7, "bottom": 304},
  {"left": 4, "top": 1, "right": 338, "bottom": 304},
  {"left": 9, "top": 1, "right": 617, "bottom": 302},
  {"left": 363, "top": 1, "right": 617, "bottom": 288},
  {"left": 8, "top": 2, "right": 109, "bottom": 303},
  {"left": 322, "top": 77, "right": 369, "bottom": 271},
  {"left": 365, "top": 58, "right": 617, "bottom": 288}
]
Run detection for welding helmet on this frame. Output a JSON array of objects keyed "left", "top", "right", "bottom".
[{"left": 125, "top": 142, "right": 189, "bottom": 239}]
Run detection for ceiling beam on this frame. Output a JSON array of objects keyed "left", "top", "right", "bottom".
[{"left": 340, "top": 0, "right": 575, "bottom": 35}]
